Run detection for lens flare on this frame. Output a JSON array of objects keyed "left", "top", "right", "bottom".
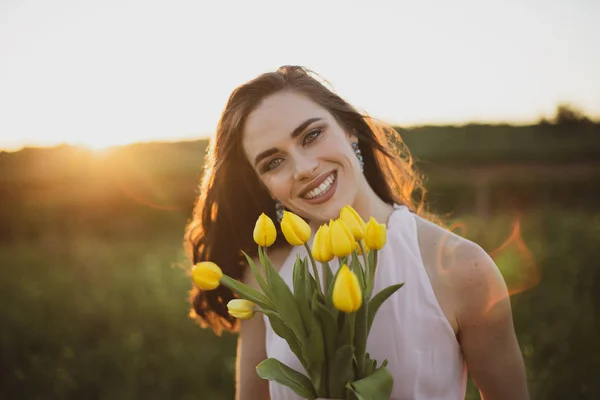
[
  {"left": 489, "top": 217, "right": 540, "bottom": 296},
  {"left": 435, "top": 216, "right": 540, "bottom": 315}
]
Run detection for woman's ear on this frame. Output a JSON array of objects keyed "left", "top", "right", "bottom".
[{"left": 347, "top": 129, "right": 359, "bottom": 145}]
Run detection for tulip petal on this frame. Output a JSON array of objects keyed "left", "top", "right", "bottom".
[
  {"left": 340, "top": 205, "right": 366, "bottom": 241},
  {"left": 192, "top": 261, "right": 223, "bottom": 290},
  {"left": 227, "top": 299, "right": 256, "bottom": 320},
  {"left": 312, "top": 223, "right": 334, "bottom": 263},
  {"left": 253, "top": 213, "right": 277, "bottom": 247},
  {"left": 281, "top": 211, "right": 311, "bottom": 246},
  {"left": 332, "top": 265, "right": 362, "bottom": 312},
  {"left": 330, "top": 219, "right": 356, "bottom": 258}
]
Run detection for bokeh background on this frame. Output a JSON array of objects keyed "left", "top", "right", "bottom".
[{"left": 1, "top": 1, "right": 599, "bottom": 399}]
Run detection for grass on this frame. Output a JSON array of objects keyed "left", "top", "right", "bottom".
[{"left": 1, "top": 207, "right": 599, "bottom": 399}]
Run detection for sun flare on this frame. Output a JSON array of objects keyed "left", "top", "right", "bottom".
[{"left": 78, "top": 137, "right": 131, "bottom": 152}]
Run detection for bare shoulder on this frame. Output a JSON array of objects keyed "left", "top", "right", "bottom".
[
  {"left": 414, "top": 214, "right": 529, "bottom": 398},
  {"left": 413, "top": 214, "right": 508, "bottom": 325},
  {"left": 414, "top": 214, "right": 502, "bottom": 284}
]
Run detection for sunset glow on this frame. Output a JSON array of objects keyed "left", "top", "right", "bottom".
[{"left": 1, "top": 0, "right": 599, "bottom": 151}]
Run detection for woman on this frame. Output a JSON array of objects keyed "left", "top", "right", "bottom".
[{"left": 184, "top": 66, "right": 529, "bottom": 399}]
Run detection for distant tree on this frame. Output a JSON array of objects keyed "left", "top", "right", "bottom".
[
  {"left": 553, "top": 103, "right": 591, "bottom": 126},
  {"left": 537, "top": 116, "right": 552, "bottom": 126}
]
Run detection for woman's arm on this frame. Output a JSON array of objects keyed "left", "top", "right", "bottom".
[
  {"left": 452, "top": 241, "right": 530, "bottom": 400},
  {"left": 236, "top": 263, "right": 270, "bottom": 400}
]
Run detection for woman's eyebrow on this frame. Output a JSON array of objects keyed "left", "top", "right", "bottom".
[{"left": 253, "top": 117, "right": 323, "bottom": 166}]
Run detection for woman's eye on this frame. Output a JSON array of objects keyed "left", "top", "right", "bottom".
[
  {"left": 264, "top": 158, "right": 283, "bottom": 172},
  {"left": 303, "top": 128, "right": 323, "bottom": 145}
]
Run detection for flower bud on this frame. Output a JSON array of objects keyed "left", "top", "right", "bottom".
[
  {"left": 329, "top": 219, "right": 356, "bottom": 258},
  {"left": 281, "top": 211, "right": 311, "bottom": 246},
  {"left": 192, "top": 261, "right": 223, "bottom": 290},
  {"left": 332, "top": 265, "right": 362, "bottom": 312},
  {"left": 253, "top": 213, "right": 277, "bottom": 247},
  {"left": 227, "top": 299, "right": 256, "bottom": 320},
  {"left": 312, "top": 223, "right": 334, "bottom": 263},
  {"left": 364, "top": 217, "right": 387, "bottom": 250},
  {"left": 339, "top": 205, "right": 366, "bottom": 241}
]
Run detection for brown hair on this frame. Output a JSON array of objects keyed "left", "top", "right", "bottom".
[{"left": 184, "top": 66, "right": 429, "bottom": 334}]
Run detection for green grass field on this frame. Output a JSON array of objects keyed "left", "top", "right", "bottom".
[{"left": 1, "top": 206, "right": 598, "bottom": 399}]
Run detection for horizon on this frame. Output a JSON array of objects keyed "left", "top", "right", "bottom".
[
  {"left": 3, "top": 116, "right": 596, "bottom": 155},
  {"left": 1, "top": 0, "right": 599, "bottom": 152}
]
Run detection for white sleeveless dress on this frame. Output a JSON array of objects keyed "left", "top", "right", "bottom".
[{"left": 263, "top": 205, "right": 467, "bottom": 400}]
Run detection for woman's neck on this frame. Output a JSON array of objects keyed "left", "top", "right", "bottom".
[{"left": 351, "top": 188, "right": 396, "bottom": 227}]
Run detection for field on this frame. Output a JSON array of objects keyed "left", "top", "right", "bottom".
[{"left": 1, "top": 122, "right": 599, "bottom": 399}]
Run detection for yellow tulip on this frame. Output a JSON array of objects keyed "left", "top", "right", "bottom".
[
  {"left": 365, "top": 217, "right": 387, "bottom": 250},
  {"left": 339, "top": 205, "right": 366, "bottom": 241},
  {"left": 253, "top": 213, "right": 277, "bottom": 247},
  {"left": 227, "top": 299, "right": 256, "bottom": 320},
  {"left": 192, "top": 261, "right": 223, "bottom": 290},
  {"left": 281, "top": 211, "right": 312, "bottom": 246},
  {"left": 329, "top": 219, "right": 356, "bottom": 257},
  {"left": 332, "top": 264, "right": 362, "bottom": 312},
  {"left": 312, "top": 223, "right": 334, "bottom": 263}
]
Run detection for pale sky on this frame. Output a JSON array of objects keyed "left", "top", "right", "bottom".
[{"left": 1, "top": 0, "right": 599, "bottom": 151}]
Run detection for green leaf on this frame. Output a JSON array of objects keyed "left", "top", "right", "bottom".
[
  {"left": 364, "top": 353, "right": 378, "bottom": 376},
  {"left": 327, "top": 344, "right": 355, "bottom": 398},
  {"left": 314, "top": 299, "right": 337, "bottom": 364},
  {"left": 262, "top": 309, "right": 306, "bottom": 368},
  {"left": 256, "top": 358, "right": 317, "bottom": 400},
  {"left": 346, "top": 365, "right": 393, "bottom": 400},
  {"left": 242, "top": 251, "right": 271, "bottom": 298},
  {"left": 263, "top": 249, "right": 308, "bottom": 343},
  {"left": 219, "top": 275, "right": 274, "bottom": 310},
  {"left": 326, "top": 262, "right": 344, "bottom": 310},
  {"left": 258, "top": 246, "right": 271, "bottom": 282},
  {"left": 367, "top": 283, "right": 404, "bottom": 334},
  {"left": 293, "top": 254, "right": 303, "bottom": 294},
  {"left": 350, "top": 253, "right": 366, "bottom": 290},
  {"left": 293, "top": 255, "right": 312, "bottom": 328},
  {"left": 353, "top": 301, "right": 368, "bottom": 378},
  {"left": 304, "top": 291, "right": 326, "bottom": 394}
]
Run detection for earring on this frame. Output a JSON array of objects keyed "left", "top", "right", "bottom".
[
  {"left": 352, "top": 141, "right": 364, "bottom": 171},
  {"left": 275, "top": 200, "right": 285, "bottom": 222}
]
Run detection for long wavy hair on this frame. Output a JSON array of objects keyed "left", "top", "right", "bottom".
[{"left": 184, "top": 65, "right": 429, "bottom": 334}]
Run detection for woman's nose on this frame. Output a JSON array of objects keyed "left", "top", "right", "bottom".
[{"left": 292, "top": 153, "right": 318, "bottom": 181}]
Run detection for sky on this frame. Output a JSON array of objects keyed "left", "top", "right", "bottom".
[{"left": 1, "top": 0, "right": 599, "bottom": 151}]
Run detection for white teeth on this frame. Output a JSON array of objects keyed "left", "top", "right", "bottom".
[{"left": 304, "top": 173, "right": 335, "bottom": 199}]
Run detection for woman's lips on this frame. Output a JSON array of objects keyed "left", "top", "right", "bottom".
[{"left": 301, "top": 171, "right": 338, "bottom": 205}]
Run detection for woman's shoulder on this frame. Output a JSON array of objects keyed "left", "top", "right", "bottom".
[
  {"left": 413, "top": 213, "right": 508, "bottom": 315},
  {"left": 413, "top": 213, "right": 486, "bottom": 266}
]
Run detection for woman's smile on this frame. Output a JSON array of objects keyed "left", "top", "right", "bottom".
[{"left": 299, "top": 170, "right": 338, "bottom": 204}]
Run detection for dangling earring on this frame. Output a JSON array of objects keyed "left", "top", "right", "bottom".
[
  {"left": 352, "top": 141, "right": 364, "bottom": 171},
  {"left": 275, "top": 200, "right": 285, "bottom": 223}
]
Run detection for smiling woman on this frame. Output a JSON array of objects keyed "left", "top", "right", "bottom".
[{"left": 184, "top": 66, "right": 529, "bottom": 400}]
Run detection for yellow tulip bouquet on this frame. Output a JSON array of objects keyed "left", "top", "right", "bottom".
[{"left": 192, "top": 205, "right": 404, "bottom": 400}]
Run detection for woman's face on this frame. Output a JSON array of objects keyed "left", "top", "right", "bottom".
[{"left": 242, "top": 90, "right": 365, "bottom": 225}]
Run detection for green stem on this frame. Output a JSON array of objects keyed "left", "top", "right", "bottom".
[
  {"left": 348, "top": 312, "right": 356, "bottom": 351},
  {"left": 358, "top": 241, "right": 369, "bottom": 277},
  {"left": 366, "top": 250, "right": 379, "bottom": 299},
  {"left": 322, "top": 262, "right": 331, "bottom": 297},
  {"left": 304, "top": 243, "right": 323, "bottom": 296},
  {"left": 339, "top": 256, "right": 348, "bottom": 268}
]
